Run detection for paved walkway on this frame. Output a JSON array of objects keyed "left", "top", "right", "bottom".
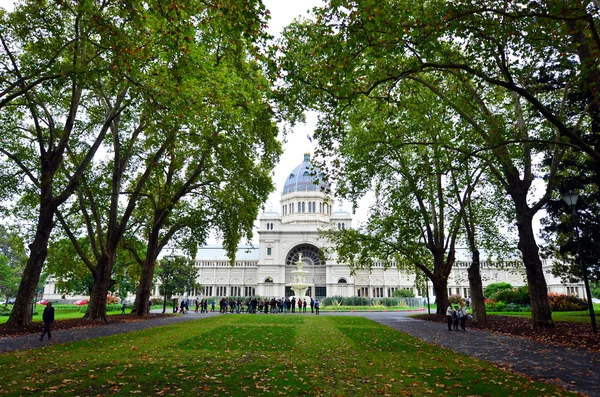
[{"left": 1, "top": 311, "right": 598, "bottom": 397}]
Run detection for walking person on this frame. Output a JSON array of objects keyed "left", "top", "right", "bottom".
[
  {"left": 39, "top": 302, "right": 55, "bottom": 341},
  {"left": 446, "top": 304, "right": 453, "bottom": 331}
]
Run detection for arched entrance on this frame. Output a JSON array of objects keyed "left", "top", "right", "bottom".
[{"left": 285, "top": 244, "right": 326, "bottom": 298}]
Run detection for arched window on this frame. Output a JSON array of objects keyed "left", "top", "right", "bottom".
[
  {"left": 264, "top": 277, "right": 273, "bottom": 283},
  {"left": 301, "top": 202, "right": 305, "bottom": 213},
  {"left": 297, "top": 202, "right": 301, "bottom": 212},
  {"left": 338, "top": 278, "right": 347, "bottom": 284}
]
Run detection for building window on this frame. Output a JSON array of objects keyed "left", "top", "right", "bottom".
[
  {"left": 373, "top": 287, "right": 384, "bottom": 297},
  {"left": 302, "top": 202, "right": 305, "bottom": 213},
  {"left": 357, "top": 287, "right": 369, "bottom": 297},
  {"left": 315, "top": 286, "right": 327, "bottom": 297},
  {"left": 267, "top": 247, "right": 272, "bottom": 256},
  {"left": 297, "top": 202, "right": 301, "bottom": 212},
  {"left": 244, "top": 287, "right": 255, "bottom": 297},
  {"left": 264, "top": 277, "right": 273, "bottom": 283},
  {"left": 319, "top": 203, "right": 322, "bottom": 213},
  {"left": 338, "top": 278, "right": 347, "bottom": 284}
]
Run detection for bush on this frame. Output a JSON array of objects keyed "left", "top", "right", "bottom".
[
  {"left": 485, "top": 300, "right": 506, "bottom": 312},
  {"left": 78, "top": 303, "right": 124, "bottom": 313},
  {"left": 593, "top": 287, "right": 600, "bottom": 299},
  {"left": 484, "top": 282, "right": 513, "bottom": 298},
  {"left": 492, "top": 286, "right": 530, "bottom": 305},
  {"left": 0, "top": 307, "right": 11, "bottom": 316},
  {"left": 448, "top": 294, "right": 464, "bottom": 305},
  {"left": 106, "top": 295, "right": 120, "bottom": 304},
  {"left": 393, "top": 289, "right": 415, "bottom": 298},
  {"left": 548, "top": 293, "right": 588, "bottom": 311}
]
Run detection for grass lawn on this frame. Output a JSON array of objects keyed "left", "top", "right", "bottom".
[
  {"left": 489, "top": 308, "right": 600, "bottom": 323},
  {"left": 0, "top": 315, "right": 574, "bottom": 396},
  {"left": 0, "top": 307, "right": 129, "bottom": 324}
]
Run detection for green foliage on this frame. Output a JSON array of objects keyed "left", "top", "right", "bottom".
[
  {"left": 321, "top": 296, "right": 413, "bottom": 308},
  {"left": 484, "top": 282, "right": 513, "bottom": 298},
  {"left": 448, "top": 294, "right": 464, "bottom": 305},
  {"left": 548, "top": 293, "right": 588, "bottom": 312},
  {"left": 492, "top": 286, "right": 530, "bottom": 305},
  {"left": 593, "top": 288, "right": 600, "bottom": 299},
  {"left": 393, "top": 289, "right": 415, "bottom": 298},
  {"left": 0, "top": 225, "right": 27, "bottom": 302}
]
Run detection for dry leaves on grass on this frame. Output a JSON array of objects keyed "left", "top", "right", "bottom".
[
  {"left": 414, "top": 314, "right": 600, "bottom": 353},
  {"left": 0, "top": 314, "right": 173, "bottom": 338}
]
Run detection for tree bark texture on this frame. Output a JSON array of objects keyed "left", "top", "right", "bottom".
[
  {"left": 516, "top": 211, "right": 555, "bottom": 328},
  {"left": 5, "top": 202, "right": 55, "bottom": 327},
  {"left": 467, "top": 250, "right": 487, "bottom": 323},
  {"left": 83, "top": 253, "right": 115, "bottom": 322}
]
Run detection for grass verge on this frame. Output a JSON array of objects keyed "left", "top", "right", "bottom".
[
  {"left": 0, "top": 315, "right": 576, "bottom": 396},
  {"left": 0, "top": 308, "right": 130, "bottom": 324}
]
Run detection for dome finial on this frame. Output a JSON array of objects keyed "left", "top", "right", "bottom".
[{"left": 304, "top": 153, "right": 310, "bottom": 162}]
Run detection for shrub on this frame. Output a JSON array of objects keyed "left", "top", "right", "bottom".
[
  {"left": 593, "top": 287, "right": 600, "bottom": 299},
  {"left": 106, "top": 295, "right": 120, "bottom": 304},
  {"left": 548, "top": 293, "right": 588, "bottom": 311},
  {"left": 393, "top": 289, "right": 415, "bottom": 298},
  {"left": 504, "top": 303, "right": 530, "bottom": 312},
  {"left": 485, "top": 300, "right": 507, "bottom": 312},
  {"left": 0, "top": 307, "right": 11, "bottom": 316},
  {"left": 484, "top": 282, "right": 513, "bottom": 298},
  {"left": 448, "top": 294, "right": 464, "bottom": 305},
  {"left": 492, "top": 286, "right": 530, "bottom": 305}
]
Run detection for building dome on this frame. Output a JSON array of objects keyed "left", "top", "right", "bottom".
[{"left": 282, "top": 153, "right": 330, "bottom": 195}]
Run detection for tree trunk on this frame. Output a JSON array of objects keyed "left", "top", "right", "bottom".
[
  {"left": 5, "top": 203, "right": 55, "bottom": 327},
  {"left": 133, "top": 257, "right": 157, "bottom": 317},
  {"left": 431, "top": 274, "right": 449, "bottom": 316},
  {"left": 467, "top": 250, "right": 486, "bottom": 323},
  {"left": 516, "top": 211, "right": 554, "bottom": 328},
  {"left": 83, "top": 254, "right": 115, "bottom": 322}
]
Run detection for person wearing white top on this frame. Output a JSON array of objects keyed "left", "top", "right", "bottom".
[{"left": 446, "top": 305, "right": 453, "bottom": 331}]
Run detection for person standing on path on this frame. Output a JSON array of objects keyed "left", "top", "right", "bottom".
[
  {"left": 446, "top": 304, "right": 453, "bottom": 331},
  {"left": 459, "top": 303, "right": 467, "bottom": 331},
  {"left": 453, "top": 305, "right": 460, "bottom": 330},
  {"left": 315, "top": 299, "right": 320, "bottom": 315},
  {"left": 40, "top": 302, "right": 55, "bottom": 341}
]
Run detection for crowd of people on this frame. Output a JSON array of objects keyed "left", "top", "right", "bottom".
[{"left": 171, "top": 296, "right": 321, "bottom": 315}]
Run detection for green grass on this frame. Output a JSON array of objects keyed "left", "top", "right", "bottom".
[
  {"left": 322, "top": 305, "right": 422, "bottom": 311},
  {"left": 0, "top": 306, "right": 129, "bottom": 324},
  {"left": 490, "top": 309, "right": 600, "bottom": 323},
  {"left": 0, "top": 315, "right": 575, "bottom": 396}
]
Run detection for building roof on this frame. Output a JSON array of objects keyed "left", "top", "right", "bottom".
[
  {"left": 282, "top": 153, "right": 330, "bottom": 195},
  {"left": 195, "top": 245, "right": 259, "bottom": 260}
]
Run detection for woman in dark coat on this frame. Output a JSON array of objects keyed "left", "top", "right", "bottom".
[{"left": 40, "top": 302, "right": 55, "bottom": 341}]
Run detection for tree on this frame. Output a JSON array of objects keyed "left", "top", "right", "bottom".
[
  {"left": 156, "top": 256, "right": 200, "bottom": 314},
  {"left": 274, "top": 2, "right": 567, "bottom": 328},
  {"left": 1, "top": 0, "right": 159, "bottom": 327},
  {"left": 121, "top": 1, "right": 281, "bottom": 317},
  {"left": 541, "top": 142, "right": 600, "bottom": 284},
  {"left": 315, "top": 83, "right": 477, "bottom": 316},
  {"left": 0, "top": 225, "right": 27, "bottom": 304}
]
